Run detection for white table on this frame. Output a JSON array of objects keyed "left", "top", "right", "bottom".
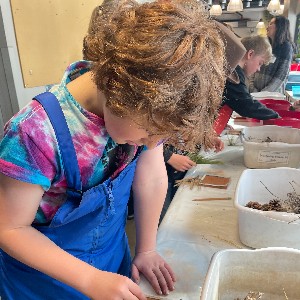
[{"left": 140, "top": 120, "right": 257, "bottom": 299}]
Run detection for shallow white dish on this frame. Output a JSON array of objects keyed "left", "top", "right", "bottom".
[
  {"left": 200, "top": 247, "right": 300, "bottom": 300},
  {"left": 242, "top": 125, "right": 300, "bottom": 169},
  {"left": 235, "top": 167, "right": 300, "bottom": 249}
]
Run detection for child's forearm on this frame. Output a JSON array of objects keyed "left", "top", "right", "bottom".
[{"left": 0, "top": 225, "right": 97, "bottom": 297}]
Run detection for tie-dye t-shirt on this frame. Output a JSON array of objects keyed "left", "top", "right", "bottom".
[{"left": 0, "top": 61, "right": 141, "bottom": 224}]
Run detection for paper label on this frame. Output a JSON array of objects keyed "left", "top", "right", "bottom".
[{"left": 257, "top": 150, "right": 290, "bottom": 164}]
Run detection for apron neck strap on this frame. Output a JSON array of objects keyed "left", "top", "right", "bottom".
[{"left": 34, "top": 92, "right": 82, "bottom": 199}]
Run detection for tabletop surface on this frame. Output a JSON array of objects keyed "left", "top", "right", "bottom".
[{"left": 140, "top": 120, "right": 256, "bottom": 299}]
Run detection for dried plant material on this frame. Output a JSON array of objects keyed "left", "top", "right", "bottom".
[
  {"left": 175, "top": 174, "right": 230, "bottom": 190},
  {"left": 235, "top": 291, "right": 264, "bottom": 300},
  {"left": 226, "top": 130, "right": 243, "bottom": 146},
  {"left": 246, "top": 199, "right": 286, "bottom": 212},
  {"left": 283, "top": 287, "right": 289, "bottom": 300},
  {"left": 245, "top": 181, "right": 300, "bottom": 215},
  {"left": 192, "top": 197, "right": 231, "bottom": 201},
  {"left": 175, "top": 175, "right": 204, "bottom": 189},
  {"left": 187, "top": 152, "right": 223, "bottom": 164},
  {"left": 227, "top": 134, "right": 241, "bottom": 146}
]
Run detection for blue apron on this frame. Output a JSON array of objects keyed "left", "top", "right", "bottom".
[{"left": 0, "top": 92, "right": 138, "bottom": 300}]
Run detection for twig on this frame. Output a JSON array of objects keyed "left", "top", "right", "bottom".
[
  {"left": 260, "top": 181, "right": 282, "bottom": 200},
  {"left": 283, "top": 287, "right": 289, "bottom": 300},
  {"left": 192, "top": 197, "right": 231, "bottom": 201}
]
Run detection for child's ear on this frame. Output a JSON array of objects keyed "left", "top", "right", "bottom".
[{"left": 247, "top": 49, "right": 255, "bottom": 59}]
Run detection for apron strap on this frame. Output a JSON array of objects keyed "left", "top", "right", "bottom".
[{"left": 34, "top": 92, "right": 82, "bottom": 199}]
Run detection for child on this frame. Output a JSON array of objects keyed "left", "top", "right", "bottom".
[
  {"left": 215, "top": 35, "right": 279, "bottom": 135},
  {"left": 160, "top": 21, "right": 246, "bottom": 222},
  {"left": 0, "top": 0, "right": 226, "bottom": 299}
]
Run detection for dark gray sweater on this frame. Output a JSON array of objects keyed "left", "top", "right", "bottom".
[{"left": 249, "top": 41, "right": 293, "bottom": 93}]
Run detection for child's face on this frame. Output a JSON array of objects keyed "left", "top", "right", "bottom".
[
  {"left": 244, "top": 53, "right": 266, "bottom": 77},
  {"left": 103, "top": 105, "right": 165, "bottom": 149}
]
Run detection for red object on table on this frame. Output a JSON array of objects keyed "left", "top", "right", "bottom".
[
  {"left": 263, "top": 117, "right": 300, "bottom": 129},
  {"left": 214, "top": 104, "right": 233, "bottom": 136},
  {"left": 290, "top": 63, "right": 300, "bottom": 71},
  {"left": 276, "top": 110, "right": 300, "bottom": 119},
  {"left": 259, "top": 99, "right": 291, "bottom": 111}
]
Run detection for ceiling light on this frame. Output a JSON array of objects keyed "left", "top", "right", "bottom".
[
  {"left": 227, "top": 0, "right": 243, "bottom": 12},
  {"left": 256, "top": 18, "right": 265, "bottom": 29},
  {"left": 267, "top": 0, "right": 281, "bottom": 12},
  {"left": 210, "top": 4, "right": 222, "bottom": 16},
  {"left": 269, "top": 3, "right": 284, "bottom": 15}
]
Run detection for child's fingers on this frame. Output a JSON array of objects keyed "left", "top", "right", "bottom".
[{"left": 131, "top": 264, "right": 140, "bottom": 284}]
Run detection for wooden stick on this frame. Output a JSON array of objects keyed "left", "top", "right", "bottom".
[{"left": 192, "top": 197, "right": 232, "bottom": 201}]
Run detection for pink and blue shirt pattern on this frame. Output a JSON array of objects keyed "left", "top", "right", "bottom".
[{"left": 0, "top": 61, "right": 140, "bottom": 224}]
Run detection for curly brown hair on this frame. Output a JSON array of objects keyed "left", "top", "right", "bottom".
[{"left": 83, "top": 0, "right": 226, "bottom": 151}]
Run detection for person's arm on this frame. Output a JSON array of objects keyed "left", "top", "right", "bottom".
[
  {"left": 224, "top": 69, "right": 279, "bottom": 120},
  {"left": 131, "top": 144, "right": 176, "bottom": 296},
  {"left": 0, "top": 173, "right": 146, "bottom": 300}
]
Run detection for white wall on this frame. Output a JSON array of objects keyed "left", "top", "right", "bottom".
[
  {"left": 287, "top": 0, "right": 300, "bottom": 41},
  {"left": 0, "top": 0, "right": 46, "bottom": 110}
]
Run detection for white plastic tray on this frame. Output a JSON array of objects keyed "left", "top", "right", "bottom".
[
  {"left": 242, "top": 125, "right": 300, "bottom": 168},
  {"left": 235, "top": 167, "right": 300, "bottom": 249},
  {"left": 201, "top": 247, "right": 300, "bottom": 300}
]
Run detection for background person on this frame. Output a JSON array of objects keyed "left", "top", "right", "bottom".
[
  {"left": 249, "top": 16, "right": 294, "bottom": 93},
  {"left": 221, "top": 35, "right": 279, "bottom": 122}
]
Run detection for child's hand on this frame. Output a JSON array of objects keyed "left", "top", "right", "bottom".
[
  {"left": 167, "top": 153, "right": 196, "bottom": 172},
  {"left": 131, "top": 251, "right": 176, "bottom": 296},
  {"left": 212, "top": 137, "right": 224, "bottom": 152},
  {"left": 86, "top": 270, "right": 147, "bottom": 300}
]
